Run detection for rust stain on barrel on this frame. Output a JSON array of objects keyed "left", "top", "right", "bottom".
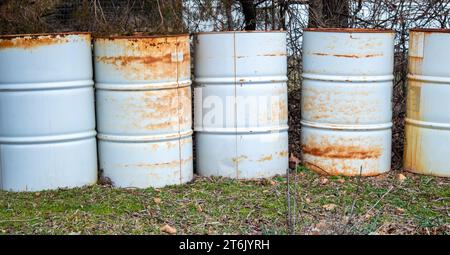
[
  {"left": 311, "top": 52, "right": 383, "bottom": 58},
  {"left": 95, "top": 35, "right": 189, "bottom": 81},
  {"left": 258, "top": 155, "right": 273, "bottom": 162},
  {"left": 278, "top": 151, "right": 288, "bottom": 157},
  {"left": 0, "top": 33, "right": 90, "bottom": 49},
  {"left": 122, "top": 156, "right": 193, "bottom": 169},
  {"left": 404, "top": 30, "right": 425, "bottom": 174},
  {"left": 302, "top": 144, "right": 382, "bottom": 160}
]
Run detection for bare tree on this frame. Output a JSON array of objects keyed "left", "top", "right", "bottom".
[
  {"left": 238, "top": 0, "right": 257, "bottom": 30},
  {"left": 308, "top": 0, "right": 349, "bottom": 28}
]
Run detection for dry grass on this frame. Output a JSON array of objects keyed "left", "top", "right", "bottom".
[{"left": 0, "top": 167, "right": 448, "bottom": 235}]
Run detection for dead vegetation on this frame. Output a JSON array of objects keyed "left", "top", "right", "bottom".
[{"left": 0, "top": 167, "right": 448, "bottom": 235}]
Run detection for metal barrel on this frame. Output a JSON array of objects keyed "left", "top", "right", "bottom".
[
  {"left": 0, "top": 33, "right": 97, "bottom": 191},
  {"left": 404, "top": 29, "right": 450, "bottom": 177},
  {"left": 94, "top": 35, "right": 193, "bottom": 188},
  {"left": 301, "top": 28, "right": 395, "bottom": 176},
  {"left": 194, "top": 31, "right": 289, "bottom": 179}
]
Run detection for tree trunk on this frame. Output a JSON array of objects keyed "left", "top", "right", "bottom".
[
  {"left": 308, "top": 0, "right": 349, "bottom": 28},
  {"left": 239, "top": 0, "right": 257, "bottom": 30}
]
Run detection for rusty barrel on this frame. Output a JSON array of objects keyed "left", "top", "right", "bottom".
[
  {"left": 0, "top": 33, "right": 97, "bottom": 191},
  {"left": 194, "top": 31, "right": 289, "bottom": 179},
  {"left": 404, "top": 29, "right": 450, "bottom": 177},
  {"left": 94, "top": 35, "right": 193, "bottom": 188},
  {"left": 301, "top": 28, "right": 395, "bottom": 176}
]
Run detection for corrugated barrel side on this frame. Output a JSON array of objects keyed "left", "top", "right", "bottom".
[
  {"left": 404, "top": 29, "right": 450, "bottom": 177},
  {"left": 301, "top": 29, "right": 395, "bottom": 176},
  {"left": 194, "top": 31, "right": 289, "bottom": 179},
  {"left": 0, "top": 33, "right": 97, "bottom": 191},
  {"left": 94, "top": 35, "right": 193, "bottom": 188}
]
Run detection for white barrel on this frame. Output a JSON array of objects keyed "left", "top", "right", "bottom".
[
  {"left": 404, "top": 29, "right": 450, "bottom": 177},
  {"left": 301, "top": 28, "right": 394, "bottom": 176},
  {"left": 94, "top": 35, "right": 193, "bottom": 188},
  {"left": 194, "top": 31, "right": 289, "bottom": 179},
  {"left": 0, "top": 33, "right": 97, "bottom": 191}
]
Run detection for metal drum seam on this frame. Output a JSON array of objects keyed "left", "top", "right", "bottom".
[
  {"left": 405, "top": 118, "right": 450, "bottom": 129},
  {"left": 302, "top": 73, "right": 394, "bottom": 82},
  {"left": 194, "top": 126, "right": 289, "bottom": 133},
  {"left": 233, "top": 32, "right": 239, "bottom": 178},
  {"left": 300, "top": 120, "right": 392, "bottom": 130},
  {"left": 0, "top": 131, "right": 97, "bottom": 144},
  {"left": 95, "top": 80, "right": 192, "bottom": 90},
  {"left": 194, "top": 76, "right": 288, "bottom": 84},
  {"left": 97, "top": 130, "right": 193, "bottom": 142},
  {"left": 0, "top": 80, "right": 94, "bottom": 91},
  {"left": 176, "top": 37, "right": 183, "bottom": 184},
  {"left": 407, "top": 74, "right": 450, "bottom": 84}
]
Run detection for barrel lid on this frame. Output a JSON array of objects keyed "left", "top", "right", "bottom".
[
  {"left": 195, "top": 30, "right": 286, "bottom": 35},
  {"left": 94, "top": 33, "right": 190, "bottom": 40},
  {"left": 303, "top": 28, "right": 395, "bottom": 33},
  {"left": 410, "top": 28, "right": 450, "bottom": 33},
  {"left": 0, "top": 32, "right": 91, "bottom": 40}
]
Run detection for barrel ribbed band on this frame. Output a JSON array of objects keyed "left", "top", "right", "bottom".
[
  {"left": 405, "top": 118, "right": 450, "bottom": 129},
  {"left": 407, "top": 74, "right": 450, "bottom": 84},
  {"left": 301, "top": 120, "right": 392, "bottom": 131},
  {"left": 0, "top": 80, "right": 94, "bottom": 91},
  {"left": 302, "top": 73, "right": 394, "bottom": 82},
  {"left": 194, "top": 125, "right": 289, "bottom": 134},
  {"left": 195, "top": 76, "right": 288, "bottom": 84},
  {"left": 95, "top": 80, "right": 191, "bottom": 91},
  {"left": 0, "top": 130, "right": 96, "bottom": 144},
  {"left": 97, "top": 130, "right": 193, "bottom": 142}
]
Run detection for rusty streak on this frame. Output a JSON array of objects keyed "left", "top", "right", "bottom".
[
  {"left": 302, "top": 145, "right": 382, "bottom": 159},
  {"left": 311, "top": 52, "right": 383, "bottom": 58}
]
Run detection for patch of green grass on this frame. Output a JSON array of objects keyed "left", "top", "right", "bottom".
[{"left": 0, "top": 166, "right": 448, "bottom": 235}]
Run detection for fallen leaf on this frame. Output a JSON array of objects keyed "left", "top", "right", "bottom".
[
  {"left": 320, "top": 177, "right": 329, "bottom": 185},
  {"left": 337, "top": 178, "right": 345, "bottom": 184},
  {"left": 397, "top": 174, "right": 407, "bottom": 183},
  {"left": 160, "top": 224, "right": 177, "bottom": 234},
  {"left": 305, "top": 198, "right": 311, "bottom": 203},
  {"left": 154, "top": 197, "right": 162, "bottom": 204},
  {"left": 396, "top": 207, "right": 405, "bottom": 213},
  {"left": 197, "top": 204, "right": 203, "bottom": 213},
  {"left": 323, "top": 203, "right": 337, "bottom": 211}
]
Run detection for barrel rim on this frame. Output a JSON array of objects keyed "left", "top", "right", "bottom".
[
  {"left": 195, "top": 30, "right": 286, "bottom": 35},
  {"left": 410, "top": 28, "right": 450, "bottom": 33},
  {"left": 0, "top": 32, "right": 91, "bottom": 40},
  {"left": 303, "top": 28, "right": 395, "bottom": 33},
  {"left": 94, "top": 33, "right": 190, "bottom": 40}
]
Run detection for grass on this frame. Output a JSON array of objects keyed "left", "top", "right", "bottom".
[{"left": 0, "top": 166, "right": 448, "bottom": 235}]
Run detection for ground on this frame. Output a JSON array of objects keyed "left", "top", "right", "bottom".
[{"left": 0, "top": 166, "right": 448, "bottom": 235}]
